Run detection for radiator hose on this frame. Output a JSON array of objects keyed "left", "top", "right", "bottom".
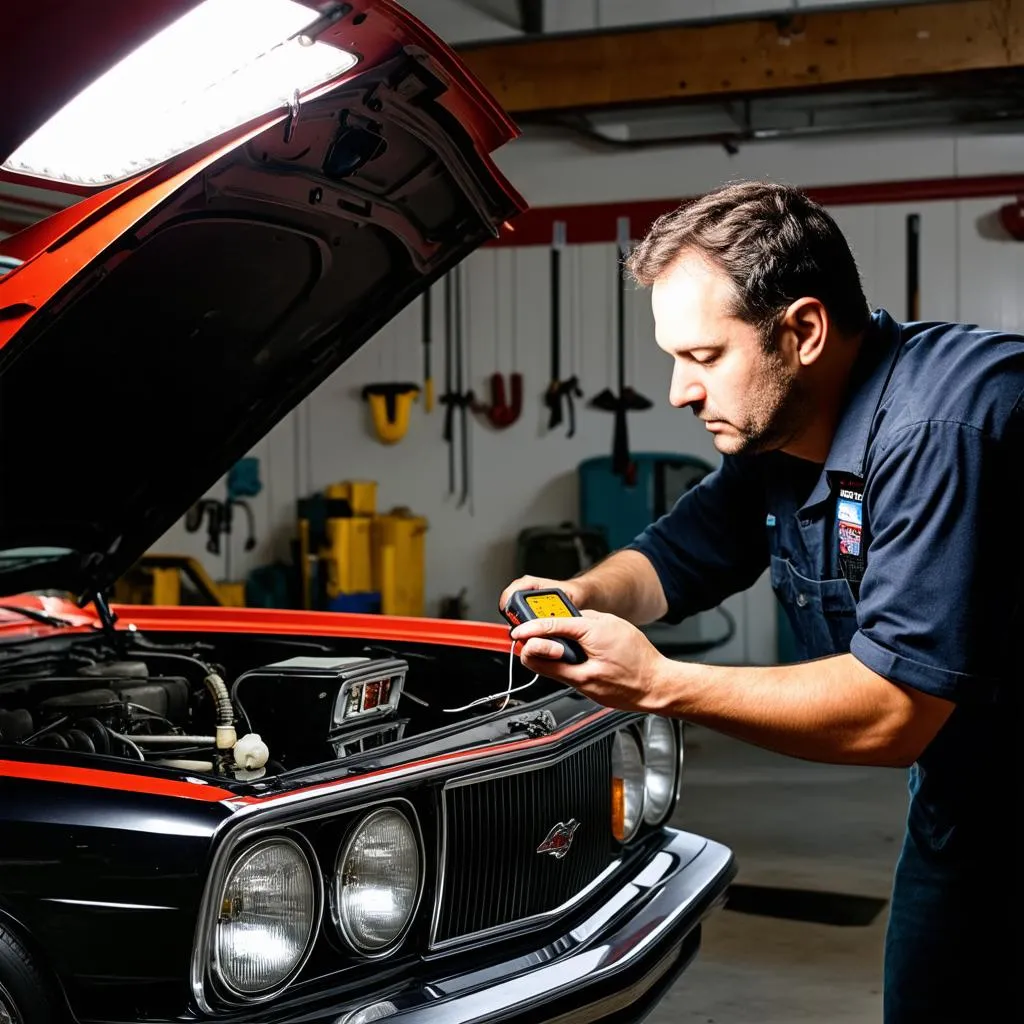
[{"left": 204, "top": 671, "right": 237, "bottom": 750}]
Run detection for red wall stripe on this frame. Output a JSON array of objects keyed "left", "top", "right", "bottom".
[{"left": 492, "top": 173, "right": 1024, "bottom": 247}]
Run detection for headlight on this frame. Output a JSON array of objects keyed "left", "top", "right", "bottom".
[
  {"left": 335, "top": 807, "right": 421, "bottom": 954},
  {"left": 642, "top": 716, "right": 679, "bottom": 825},
  {"left": 611, "top": 729, "right": 645, "bottom": 842},
  {"left": 214, "top": 837, "right": 316, "bottom": 996}
]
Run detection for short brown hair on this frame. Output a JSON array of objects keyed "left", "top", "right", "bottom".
[{"left": 626, "top": 180, "right": 870, "bottom": 343}]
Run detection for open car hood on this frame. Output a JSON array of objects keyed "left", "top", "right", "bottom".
[{"left": 0, "top": 0, "right": 524, "bottom": 600}]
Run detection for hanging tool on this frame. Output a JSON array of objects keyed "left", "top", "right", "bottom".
[
  {"left": 475, "top": 250, "right": 523, "bottom": 428},
  {"left": 361, "top": 382, "right": 420, "bottom": 444},
  {"left": 455, "top": 263, "right": 473, "bottom": 509},
  {"left": 589, "top": 217, "right": 653, "bottom": 483},
  {"left": 439, "top": 265, "right": 474, "bottom": 507},
  {"left": 440, "top": 272, "right": 457, "bottom": 496},
  {"left": 906, "top": 213, "right": 920, "bottom": 321},
  {"left": 544, "top": 221, "right": 583, "bottom": 437},
  {"left": 422, "top": 285, "right": 434, "bottom": 412}
]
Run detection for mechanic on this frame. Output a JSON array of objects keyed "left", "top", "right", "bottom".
[{"left": 500, "top": 181, "right": 1019, "bottom": 1024}]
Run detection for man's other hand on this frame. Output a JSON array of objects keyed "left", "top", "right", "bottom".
[{"left": 498, "top": 575, "right": 588, "bottom": 616}]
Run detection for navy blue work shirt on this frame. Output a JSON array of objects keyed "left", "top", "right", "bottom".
[{"left": 628, "top": 308, "right": 1021, "bottom": 1018}]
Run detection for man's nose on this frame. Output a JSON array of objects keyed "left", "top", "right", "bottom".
[{"left": 669, "top": 363, "right": 706, "bottom": 408}]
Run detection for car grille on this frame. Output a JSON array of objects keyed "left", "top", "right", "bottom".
[{"left": 433, "top": 735, "right": 614, "bottom": 945}]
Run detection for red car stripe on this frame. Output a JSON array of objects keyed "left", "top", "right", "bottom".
[{"left": 0, "top": 759, "right": 234, "bottom": 802}]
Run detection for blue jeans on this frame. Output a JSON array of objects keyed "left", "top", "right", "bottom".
[{"left": 883, "top": 773, "right": 1014, "bottom": 1023}]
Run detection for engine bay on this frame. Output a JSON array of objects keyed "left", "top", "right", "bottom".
[{"left": 0, "top": 629, "right": 561, "bottom": 780}]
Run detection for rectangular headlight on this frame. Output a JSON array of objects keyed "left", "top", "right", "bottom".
[{"left": 2, "top": 0, "right": 357, "bottom": 187}]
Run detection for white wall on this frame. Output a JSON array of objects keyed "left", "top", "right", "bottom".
[{"left": 151, "top": 127, "right": 1023, "bottom": 665}]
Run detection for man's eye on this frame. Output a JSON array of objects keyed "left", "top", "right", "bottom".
[{"left": 692, "top": 352, "right": 718, "bottom": 366}]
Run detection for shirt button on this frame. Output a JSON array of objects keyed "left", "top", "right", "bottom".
[{"left": 796, "top": 593, "right": 809, "bottom": 608}]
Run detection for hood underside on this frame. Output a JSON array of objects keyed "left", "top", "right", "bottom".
[{"left": 0, "top": 38, "right": 522, "bottom": 598}]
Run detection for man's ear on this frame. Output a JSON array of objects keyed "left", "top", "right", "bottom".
[{"left": 778, "top": 298, "right": 828, "bottom": 367}]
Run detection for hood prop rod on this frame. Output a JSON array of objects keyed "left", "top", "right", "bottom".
[{"left": 90, "top": 588, "right": 124, "bottom": 651}]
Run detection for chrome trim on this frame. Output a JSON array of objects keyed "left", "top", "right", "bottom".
[
  {"left": 331, "top": 805, "right": 425, "bottom": 958},
  {"left": 641, "top": 715, "right": 678, "bottom": 827},
  {"left": 190, "top": 795, "right": 424, "bottom": 1015},
  {"left": 429, "top": 734, "right": 618, "bottom": 951},
  {"left": 43, "top": 899, "right": 176, "bottom": 910},
  {"left": 429, "top": 859, "right": 622, "bottom": 953},
  {"left": 208, "top": 833, "right": 322, "bottom": 1006}
]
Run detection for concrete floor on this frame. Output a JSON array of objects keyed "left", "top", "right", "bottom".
[{"left": 650, "top": 727, "right": 910, "bottom": 1024}]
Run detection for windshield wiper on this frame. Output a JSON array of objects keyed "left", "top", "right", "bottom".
[{"left": 0, "top": 605, "right": 76, "bottom": 628}]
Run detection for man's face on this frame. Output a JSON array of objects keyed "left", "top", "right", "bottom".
[{"left": 651, "top": 251, "right": 805, "bottom": 456}]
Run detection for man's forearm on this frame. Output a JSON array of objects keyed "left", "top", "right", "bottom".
[
  {"left": 652, "top": 652, "right": 952, "bottom": 767},
  {"left": 575, "top": 550, "right": 668, "bottom": 625}
]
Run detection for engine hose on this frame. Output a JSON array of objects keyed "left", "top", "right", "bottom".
[{"left": 203, "top": 672, "right": 237, "bottom": 750}]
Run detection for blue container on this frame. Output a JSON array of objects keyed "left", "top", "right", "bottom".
[
  {"left": 327, "top": 591, "right": 382, "bottom": 615},
  {"left": 578, "top": 452, "right": 714, "bottom": 552}
]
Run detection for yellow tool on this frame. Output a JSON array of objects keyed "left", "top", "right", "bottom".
[{"left": 362, "top": 383, "right": 420, "bottom": 444}]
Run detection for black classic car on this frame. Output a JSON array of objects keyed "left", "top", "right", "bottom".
[{"left": 0, "top": 2, "right": 736, "bottom": 1022}]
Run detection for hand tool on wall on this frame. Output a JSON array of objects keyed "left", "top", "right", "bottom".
[
  {"left": 455, "top": 263, "right": 473, "bottom": 509},
  {"left": 544, "top": 221, "right": 583, "bottom": 437},
  {"left": 439, "top": 265, "right": 474, "bottom": 508},
  {"left": 906, "top": 213, "right": 920, "bottom": 321},
  {"left": 475, "top": 250, "right": 522, "bottom": 428},
  {"left": 422, "top": 285, "right": 434, "bottom": 412},
  {"left": 440, "top": 271, "right": 457, "bottom": 496},
  {"left": 361, "top": 382, "right": 420, "bottom": 443},
  {"left": 589, "top": 217, "right": 653, "bottom": 482}
]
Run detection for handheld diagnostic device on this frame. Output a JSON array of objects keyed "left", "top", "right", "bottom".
[{"left": 501, "top": 588, "right": 587, "bottom": 665}]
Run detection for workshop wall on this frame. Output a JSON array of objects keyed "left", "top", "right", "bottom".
[{"left": 154, "top": 129, "right": 1023, "bottom": 665}]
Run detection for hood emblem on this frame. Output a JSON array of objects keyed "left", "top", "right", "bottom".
[{"left": 537, "top": 819, "right": 581, "bottom": 859}]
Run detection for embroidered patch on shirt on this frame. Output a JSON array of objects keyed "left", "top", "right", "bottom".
[{"left": 836, "top": 478, "right": 866, "bottom": 588}]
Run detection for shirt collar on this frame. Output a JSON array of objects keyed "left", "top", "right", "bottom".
[{"left": 798, "top": 309, "right": 903, "bottom": 513}]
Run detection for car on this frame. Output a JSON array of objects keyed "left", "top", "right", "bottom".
[{"left": 0, "top": 2, "right": 736, "bottom": 1022}]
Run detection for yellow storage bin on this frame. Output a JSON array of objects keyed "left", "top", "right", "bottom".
[
  {"left": 326, "top": 480, "right": 377, "bottom": 517},
  {"left": 373, "top": 508, "right": 428, "bottom": 617},
  {"left": 322, "top": 515, "right": 374, "bottom": 597}
]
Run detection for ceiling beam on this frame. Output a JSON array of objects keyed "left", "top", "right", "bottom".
[{"left": 457, "top": 0, "right": 1024, "bottom": 116}]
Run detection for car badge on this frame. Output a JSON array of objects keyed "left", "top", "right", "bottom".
[{"left": 537, "top": 819, "right": 581, "bottom": 859}]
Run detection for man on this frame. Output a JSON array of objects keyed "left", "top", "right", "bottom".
[{"left": 500, "top": 181, "right": 1019, "bottom": 1024}]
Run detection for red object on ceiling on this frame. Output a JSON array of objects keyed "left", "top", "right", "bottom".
[
  {"left": 998, "top": 197, "right": 1024, "bottom": 240},
  {"left": 491, "top": 173, "right": 1024, "bottom": 247}
]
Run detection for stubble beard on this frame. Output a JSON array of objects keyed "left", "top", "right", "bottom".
[{"left": 713, "top": 349, "right": 807, "bottom": 456}]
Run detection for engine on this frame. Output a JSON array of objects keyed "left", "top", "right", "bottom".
[{"left": 0, "top": 645, "right": 409, "bottom": 780}]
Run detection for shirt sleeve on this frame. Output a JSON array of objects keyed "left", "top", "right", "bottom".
[
  {"left": 850, "top": 418, "right": 1020, "bottom": 703},
  {"left": 624, "top": 455, "right": 770, "bottom": 624}
]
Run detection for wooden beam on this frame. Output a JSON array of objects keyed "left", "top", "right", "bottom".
[{"left": 458, "top": 0, "right": 1024, "bottom": 116}]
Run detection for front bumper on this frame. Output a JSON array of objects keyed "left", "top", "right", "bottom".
[{"left": 294, "top": 828, "right": 733, "bottom": 1024}]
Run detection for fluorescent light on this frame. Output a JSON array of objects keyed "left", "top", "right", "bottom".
[{"left": 2, "top": 0, "right": 357, "bottom": 187}]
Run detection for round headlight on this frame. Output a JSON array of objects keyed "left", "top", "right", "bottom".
[
  {"left": 335, "top": 807, "right": 421, "bottom": 954},
  {"left": 611, "top": 729, "right": 645, "bottom": 842},
  {"left": 214, "top": 837, "right": 316, "bottom": 997},
  {"left": 643, "top": 716, "right": 679, "bottom": 824}
]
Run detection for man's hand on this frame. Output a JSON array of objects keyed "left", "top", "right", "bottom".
[
  {"left": 498, "top": 575, "right": 589, "bottom": 616},
  {"left": 511, "top": 610, "right": 666, "bottom": 713}
]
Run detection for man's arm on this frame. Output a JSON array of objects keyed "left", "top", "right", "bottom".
[
  {"left": 511, "top": 612, "right": 954, "bottom": 768},
  {"left": 653, "top": 652, "right": 953, "bottom": 767}
]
